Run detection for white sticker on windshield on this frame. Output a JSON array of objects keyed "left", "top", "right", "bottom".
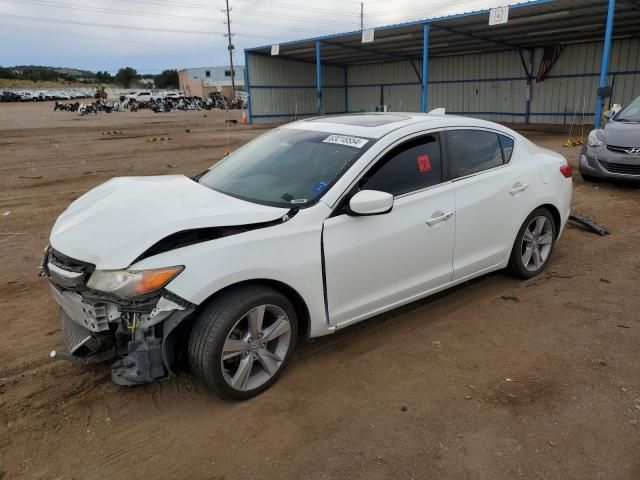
[{"left": 323, "top": 135, "right": 369, "bottom": 149}]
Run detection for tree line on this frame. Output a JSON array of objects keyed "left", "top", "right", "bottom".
[
  {"left": 0, "top": 65, "right": 179, "bottom": 89},
  {"left": 112, "top": 67, "right": 179, "bottom": 89}
]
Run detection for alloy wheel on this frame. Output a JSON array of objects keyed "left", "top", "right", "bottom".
[
  {"left": 521, "top": 216, "right": 553, "bottom": 272},
  {"left": 220, "top": 304, "right": 292, "bottom": 392}
]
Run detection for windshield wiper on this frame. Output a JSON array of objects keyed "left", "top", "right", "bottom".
[{"left": 191, "top": 170, "right": 208, "bottom": 182}]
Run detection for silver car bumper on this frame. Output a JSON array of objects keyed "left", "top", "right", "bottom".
[{"left": 580, "top": 144, "right": 640, "bottom": 179}]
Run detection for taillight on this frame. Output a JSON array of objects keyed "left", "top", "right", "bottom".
[{"left": 560, "top": 164, "right": 572, "bottom": 178}]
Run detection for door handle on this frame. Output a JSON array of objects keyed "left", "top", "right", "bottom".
[
  {"left": 426, "top": 211, "right": 453, "bottom": 226},
  {"left": 509, "top": 182, "right": 529, "bottom": 195}
]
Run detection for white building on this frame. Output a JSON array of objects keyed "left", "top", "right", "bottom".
[{"left": 178, "top": 66, "right": 245, "bottom": 98}]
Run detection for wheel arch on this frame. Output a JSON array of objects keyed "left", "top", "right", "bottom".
[
  {"left": 511, "top": 202, "right": 562, "bottom": 250},
  {"left": 506, "top": 202, "right": 561, "bottom": 279},
  {"left": 537, "top": 203, "right": 561, "bottom": 238},
  {"left": 205, "top": 279, "right": 311, "bottom": 338},
  {"left": 162, "top": 279, "right": 311, "bottom": 371}
]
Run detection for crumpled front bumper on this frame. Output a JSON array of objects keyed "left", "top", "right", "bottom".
[{"left": 44, "top": 247, "right": 195, "bottom": 386}]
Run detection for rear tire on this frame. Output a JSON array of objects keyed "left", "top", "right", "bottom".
[
  {"left": 188, "top": 285, "right": 297, "bottom": 400},
  {"left": 508, "top": 208, "right": 557, "bottom": 279}
]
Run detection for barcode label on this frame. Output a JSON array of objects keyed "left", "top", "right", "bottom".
[{"left": 323, "top": 135, "right": 369, "bottom": 149}]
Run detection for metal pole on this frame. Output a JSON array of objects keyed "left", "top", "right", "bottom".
[
  {"left": 316, "top": 40, "right": 323, "bottom": 115},
  {"left": 360, "top": 2, "right": 364, "bottom": 30},
  {"left": 344, "top": 66, "right": 349, "bottom": 113},
  {"left": 525, "top": 49, "right": 534, "bottom": 124},
  {"left": 594, "top": 0, "right": 615, "bottom": 128},
  {"left": 421, "top": 22, "right": 430, "bottom": 113},
  {"left": 224, "top": 0, "right": 236, "bottom": 99},
  {"left": 244, "top": 50, "right": 252, "bottom": 123}
]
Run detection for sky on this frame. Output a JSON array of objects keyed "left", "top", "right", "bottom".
[{"left": 0, "top": 0, "right": 520, "bottom": 74}]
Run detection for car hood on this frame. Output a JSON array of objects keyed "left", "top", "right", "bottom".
[
  {"left": 50, "top": 175, "right": 289, "bottom": 269},
  {"left": 603, "top": 121, "right": 640, "bottom": 147}
]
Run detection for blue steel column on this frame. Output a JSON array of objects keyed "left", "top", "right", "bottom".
[
  {"left": 316, "top": 40, "right": 323, "bottom": 115},
  {"left": 595, "top": 0, "right": 616, "bottom": 128},
  {"left": 243, "top": 49, "right": 252, "bottom": 123},
  {"left": 421, "top": 22, "right": 430, "bottom": 113}
]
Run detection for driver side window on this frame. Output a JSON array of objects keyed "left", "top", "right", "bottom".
[{"left": 360, "top": 134, "right": 443, "bottom": 196}]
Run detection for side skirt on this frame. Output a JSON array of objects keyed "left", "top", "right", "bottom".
[{"left": 331, "top": 261, "right": 505, "bottom": 332}]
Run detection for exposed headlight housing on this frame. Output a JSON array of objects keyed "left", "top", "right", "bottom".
[
  {"left": 87, "top": 266, "right": 184, "bottom": 299},
  {"left": 587, "top": 129, "right": 605, "bottom": 147}
]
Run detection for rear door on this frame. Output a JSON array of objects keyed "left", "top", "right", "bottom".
[
  {"left": 445, "top": 129, "right": 529, "bottom": 280},
  {"left": 323, "top": 133, "right": 456, "bottom": 326}
]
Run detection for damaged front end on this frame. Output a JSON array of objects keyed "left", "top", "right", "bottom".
[{"left": 42, "top": 247, "right": 195, "bottom": 385}]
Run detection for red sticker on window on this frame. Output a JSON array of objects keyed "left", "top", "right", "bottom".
[{"left": 417, "top": 154, "right": 431, "bottom": 173}]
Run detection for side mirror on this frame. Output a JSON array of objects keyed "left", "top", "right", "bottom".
[
  {"left": 348, "top": 190, "right": 394, "bottom": 216},
  {"left": 604, "top": 104, "right": 622, "bottom": 119}
]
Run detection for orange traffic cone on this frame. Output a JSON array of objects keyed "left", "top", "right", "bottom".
[{"left": 241, "top": 109, "right": 248, "bottom": 124}]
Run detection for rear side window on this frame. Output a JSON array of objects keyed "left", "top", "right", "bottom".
[
  {"left": 499, "top": 134, "right": 515, "bottom": 163},
  {"left": 361, "top": 134, "right": 442, "bottom": 196},
  {"left": 446, "top": 130, "right": 506, "bottom": 178}
]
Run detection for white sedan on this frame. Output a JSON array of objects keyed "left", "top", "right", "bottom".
[{"left": 44, "top": 113, "right": 572, "bottom": 400}]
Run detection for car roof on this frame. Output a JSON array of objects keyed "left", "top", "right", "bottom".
[{"left": 284, "top": 112, "right": 511, "bottom": 139}]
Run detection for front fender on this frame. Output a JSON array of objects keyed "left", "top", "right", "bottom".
[{"left": 131, "top": 207, "right": 333, "bottom": 338}]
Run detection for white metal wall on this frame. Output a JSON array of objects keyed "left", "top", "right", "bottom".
[
  {"left": 247, "top": 54, "right": 345, "bottom": 124},
  {"left": 348, "top": 49, "right": 528, "bottom": 124},
  {"left": 429, "top": 49, "right": 527, "bottom": 125},
  {"left": 247, "top": 36, "right": 640, "bottom": 125},
  {"left": 529, "top": 37, "right": 640, "bottom": 124}
]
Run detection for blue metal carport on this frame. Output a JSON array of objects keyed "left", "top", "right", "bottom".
[{"left": 244, "top": 0, "right": 639, "bottom": 125}]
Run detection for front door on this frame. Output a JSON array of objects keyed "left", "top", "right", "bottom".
[{"left": 322, "top": 133, "right": 456, "bottom": 326}]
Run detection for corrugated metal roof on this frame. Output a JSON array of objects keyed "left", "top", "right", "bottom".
[{"left": 246, "top": 0, "right": 640, "bottom": 65}]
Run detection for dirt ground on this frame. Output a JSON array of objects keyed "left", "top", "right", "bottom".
[{"left": 0, "top": 102, "right": 638, "bottom": 480}]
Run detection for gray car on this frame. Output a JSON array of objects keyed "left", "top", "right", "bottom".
[{"left": 579, "top": 96, "right": 640, "bottom": 181}]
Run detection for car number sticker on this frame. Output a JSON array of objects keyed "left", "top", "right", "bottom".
[
  {"left": 323, "top": 135, "right": 369, "bottom": 149},
  {"left": 417, "top": 154, "right": 432, "bottom": 173}
]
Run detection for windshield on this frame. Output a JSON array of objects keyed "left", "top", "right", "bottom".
[
  {"left": 614, "top": 97, "right": 640, "bottom": 122},
  {"left": 198, "top": 128, "right": 374, "bottom": 207}
]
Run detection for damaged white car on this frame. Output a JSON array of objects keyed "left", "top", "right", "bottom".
[{"left": 44, "top": 113, "right": 572, "bottom": 400}]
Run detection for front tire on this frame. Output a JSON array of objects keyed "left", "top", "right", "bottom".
[
  {"left": 508, "top": 208, "right": 556, "bottom": 279},
  {"left": 188, "top": 285, "right": 297, "bottom": 400}
]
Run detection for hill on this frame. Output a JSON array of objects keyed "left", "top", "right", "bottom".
[{"left": 0, "top": 65, "right": 109, "bottom": 85}]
